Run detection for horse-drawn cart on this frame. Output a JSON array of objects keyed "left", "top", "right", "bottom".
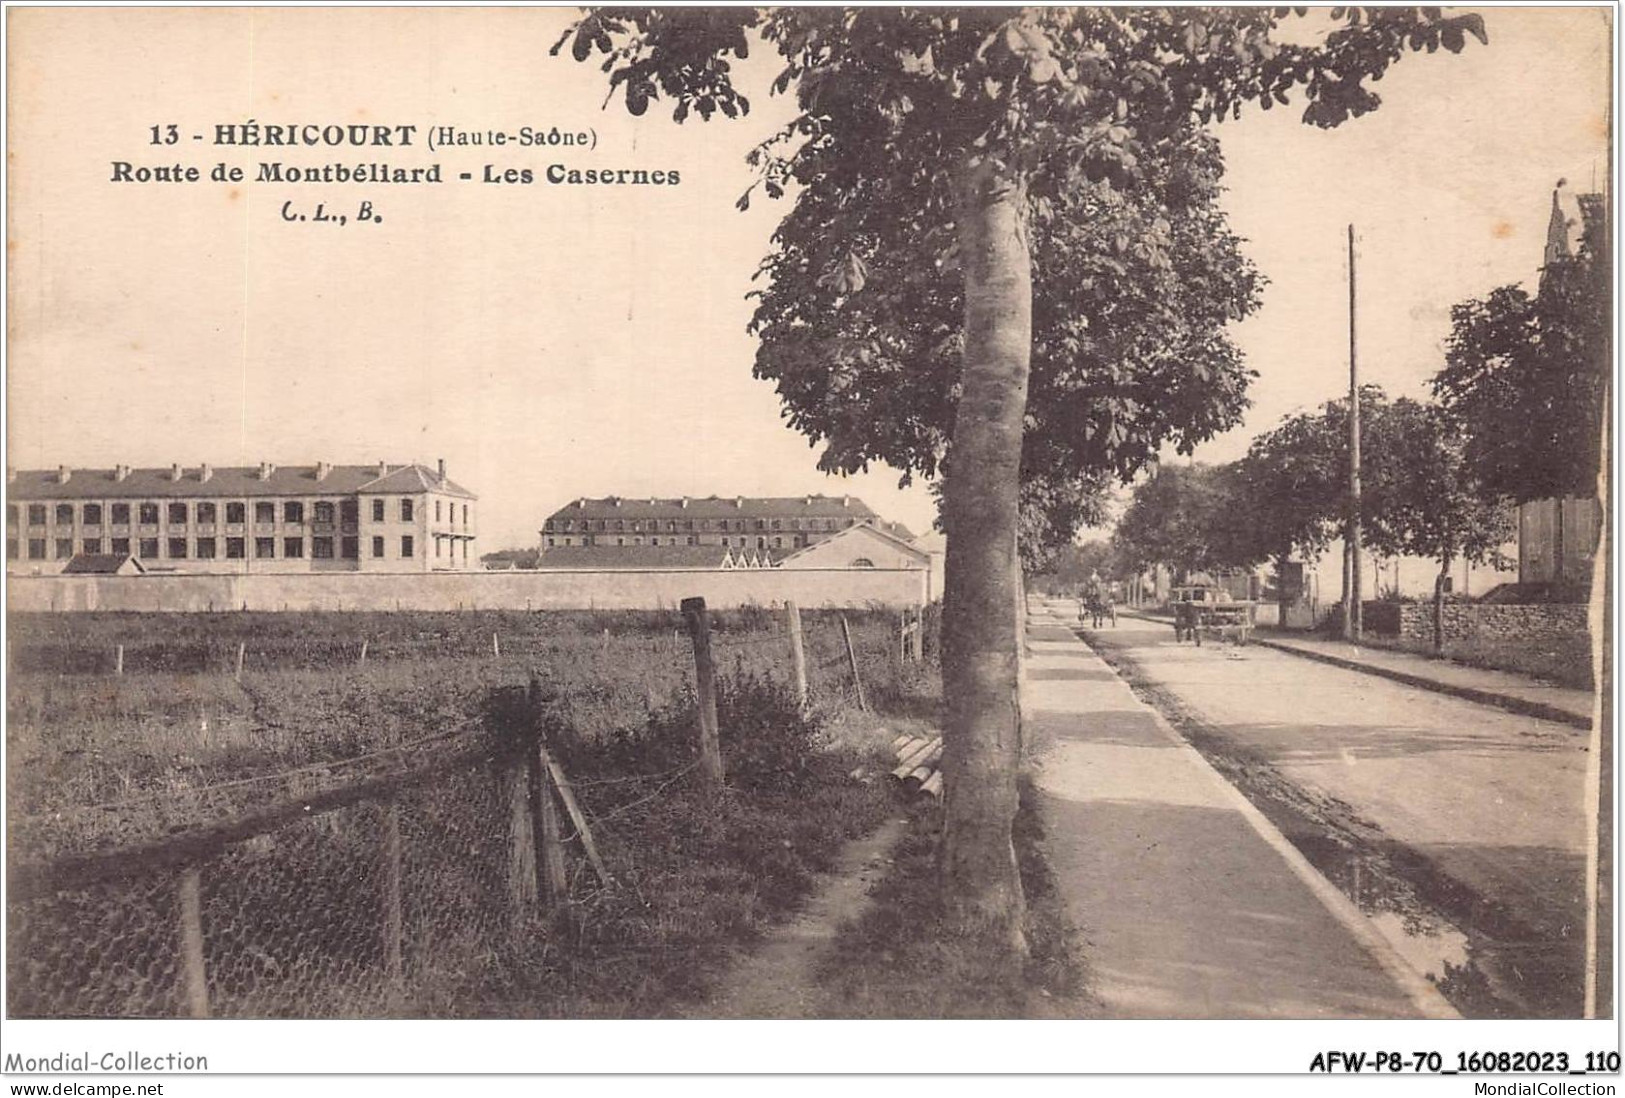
[{"left": 1171, "top": 586, "right": 1256, "bottom": 646}]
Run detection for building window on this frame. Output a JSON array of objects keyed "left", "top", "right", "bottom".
[
  {"left": 56, "top": 503, "right": 74, "bottom": 525},
  {"left": 341, "top": 536, "right": 359, "bottom": 559},
  {"left": 634, "top": 537, "right": 644, "bottom": 546},
  {"left": 284, "top": 536, "right": 304, "bottom": 558},
  {"left": 462, "top": 540, "right": 467, "bottom": 560},
  {"left": 463, "top": 504, "right": 469, "bottom": 526},
  {"left": 111, "top": 537, "right": 130, "bottom": 556},
  {"left": 6, "top": 538, "right": 17, "bottom": 560},
  {"left": 226, "top": 537, "right": 245, "bottom": 559},
  {"left": 139, "top": 503, "right": 159, "bottom": 525},
  {"left": 312, "top": 536, "right": 334, "bottom": 559},
  {"left": 772, "top": 536, "right": 782, "bottom": 548},
  {"left": 55, "top": 538, "right": 73, "bottom": 559},
  {"left": 28, "top": 504, "right": 46, "bottom": 525},
  {"left": 256, "top": 501, "right": 276, "bottom": 523},
  {"left": 435, "top": 538, "right": 442, "bottom": 558},
  {"left": 340, "top": 499, "right": 358, "bottom": 524},
  {"left": 435, "top": 499, "right": 442, "bottom": 522},
  {"left": 400, "top": 535, "right": 414, "bottom": 557},
  {"left": 168, "top": 537, "right": 187, "bottom": 559},
  {"left": 314, "top": 501, "right": 335, "bottom": 523},
  {"left": 400, "top": 499, "right": 414, "bottom": 522},
  {"left": 138, "top": 538, "right": 158, "bottom": 560},
  {"left": 26, "top": 537, "right": 46, "bottom": 558},
  {"left": 6, "top": 504, "right": 17, "bottom": 526},
  {"left": 616, "top": 537, "right": 625, "bottom": 546},
  {"left": 371, "top": 536, "right": 385, "bottom": 558},
  {"left": 196, "top": 537, "right": 216, "bottom": 559},
  {"left": 850, "top": 557, "right": 875, "bottom": 568},
  {"left": 757, "top": 536, "right": 767, "bottom": 549},
  {"left": 255, "top": 537, "right": 276, "bottom": 559},
  {"left": 226, "top": 502, "right": 245, "bottom": 524},
  {"left": 84, "top": 504, "right": 102, "bottom": 525},
  {"left": 372, "top": 499, "right": 385, "bottom": 522},
  {"left": 284, "top": 501, "right": 304, "bottom": 524},
  {"left": 83, "top": 538, "right": 102, "bottom": 555},
  {"left": 168, "top": 503, "right": 188, "bottom": 525},
  {"left": 196, "top": 502, "right": 217, "bottom": 524},
  {"left": 111, "top": 503, "right": 131, "bottom": 524},
  {"left": 547, "top": 537, "right": 556, "bottom": 547}
]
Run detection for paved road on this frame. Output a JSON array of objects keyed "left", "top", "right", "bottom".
[
  {"left": 1024, "top": 611, "right": 1449, "bottom": 1019},
  {"left": 1070, "top": 605, "right": 1592, "bottom": 1018}
]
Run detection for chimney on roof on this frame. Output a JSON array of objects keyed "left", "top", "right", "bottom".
[
  {"left": 842, "top": 495, "right": 850, "bottom": 508},
  {"left": 681, "top": 496, "right": 689, "bottom": 508},
  {"left": 735, "top": 496, "right": 744, "bottom": 509},
  {"left": 316, "top": 461, "right": 331, "bottom": 482},
  {"left": 258, "top": 462, "right": 275, "bottom": 481},
  {"left": 114, "top": 464, "right": 130, "bottom": 482},
  {"left": 576, "top": 498, "right": 584, "bottom": 508},
  {"left": 437, "top": 458, "right": 447, "bottom": 484},
  {"left": 614, "top": 497, "right": 622, "bottom": 508},
  {"left": 377, "top": 461, "right": 388, "bottom": 478},
  {"left": 199, "top": 463, "right": 213, "bottom": 483},
  {"left": 170, "top": 463, "right": 183, "bottom": 482},
  {"left": 649, "top": 497, "right": 656, "bottom": 506},
  {"left": 56, "top": 465, "right": 71, "bottom": 485}
]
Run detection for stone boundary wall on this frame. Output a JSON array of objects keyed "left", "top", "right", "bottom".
[
  {"left": 1360, "top": 600, "right": 1591, "bottom": 645},
  {"left": 6, "top": 567, "right": 928, "bottom": 613}
]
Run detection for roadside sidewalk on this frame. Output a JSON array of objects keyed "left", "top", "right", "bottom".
[
  {"left": 1248, "top": 629, "right": 1594, "bottom": 731},
  {"left": 1022, "top": 604, "right": 1456, "bottom": 1019}
]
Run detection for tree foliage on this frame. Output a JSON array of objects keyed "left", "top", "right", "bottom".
[
  {"left": 556, "top": 2, "right": 1488, "bottom": 946},
  {"left": 1432, "top": 194, "right": 1609, "bottom": 503}
]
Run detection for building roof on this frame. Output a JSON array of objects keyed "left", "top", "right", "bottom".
[
  {"left": 777, "top": 521, "right": 931, "bottom": 566},
  {"left": 61, "top": 553, "right": 144, "bottom": 575},
  {"left": 535, "top": 545, "right": 735, "bottom": 570},
  {"left": 546, "top": 494, "right": 879, "bottom": 523},
  {"left": 7, "top": 463, "right": 475, "bottom": 501}
]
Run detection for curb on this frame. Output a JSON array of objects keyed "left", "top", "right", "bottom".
[
  {"left": 1044, "top": 613, "right": 1460, "bottom": 1020},
  {"left": 1248, "top": 636, "right": 1591, "bottom": 732}
]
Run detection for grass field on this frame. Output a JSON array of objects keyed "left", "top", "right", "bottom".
[
  {"left": 7, "top": 607, "right": 925, "bottom": 840},
  {"left": 7, "top": 606, "right": 943, "bottom": 1017}
]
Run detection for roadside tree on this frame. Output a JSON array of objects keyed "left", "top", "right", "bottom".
[{"left": 558, "top": 5, "right": 1488, "bottom": 951}]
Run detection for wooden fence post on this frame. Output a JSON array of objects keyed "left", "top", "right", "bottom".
[
  {"left": 492, "top": 632, "right": 501, "bottom": 658},
  {"left": 358, "top": 638, "right": 369, "bottom": 667},
  {"left": 785, "top": 601, "right": 808, "bottom": 711},
  {"left": 840, "top": 613, "right": 869, "bottom": 712},
  {"left": 507, "top": 752, "right": 539, "bottom": 927},
  {"left": 115, "top": 644, "right": 124, "bottom": 677},
  {"left": 680, "top": 597, "right": 724, "bottom": 790},
  {"left": 177, "top": 866, "right": 210, "bottom": 1018},
  {"left": 383, "top": 799, "right": 403, "bottom": 989},
  {"left": 909, "top": 607, "right": 924, "bottom": 663},
  {"left": 234, "top": 641, "right": 245, "bottom": 682},
  {"left": 528, "top": 675, "right": 567, "bottom": 910}
]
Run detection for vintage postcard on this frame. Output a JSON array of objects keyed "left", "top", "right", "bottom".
[{"left": 2, "top": 4, "right": 1617, "bottom": 1085}]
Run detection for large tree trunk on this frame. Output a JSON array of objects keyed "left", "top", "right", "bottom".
[
  {"left": 940, "top": 157, "right": 1031, "bottom": 953},
  {"left": 1433, "top": 555, "right": 1452, "bottom": 652},
  {"left": 1276, "top": 548, "right": 1292, "bottom": 629}
]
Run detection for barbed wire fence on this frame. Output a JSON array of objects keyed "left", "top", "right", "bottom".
[{"left": 6, "top": 600, "right": 936, "bottom": 1018}]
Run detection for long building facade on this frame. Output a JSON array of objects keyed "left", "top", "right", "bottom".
[
  {"left": 6, "top": 461, "right": 477, "bottom": 575},
  {"left": 539, "top": 495, "right": 914, "bottom": 555}
]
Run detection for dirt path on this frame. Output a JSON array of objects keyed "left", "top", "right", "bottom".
[{"left": 696, "top": 814, "right": 911, "bottom": 1019}]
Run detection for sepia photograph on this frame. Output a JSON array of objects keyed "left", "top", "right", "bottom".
[{"left": 1, "top": 2, "right": 1618, "bottom": 1085}]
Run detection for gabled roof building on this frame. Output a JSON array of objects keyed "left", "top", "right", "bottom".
[
  {"left": 539, "top": 494, "right": 913, "bottom": 555},
  {"left": 7, "top": 461, "right": 477, "bottom": 575}
]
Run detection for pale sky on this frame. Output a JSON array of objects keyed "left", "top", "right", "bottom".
[{"left": 5, "top": 6, "right": 1613, "bottom": 551}]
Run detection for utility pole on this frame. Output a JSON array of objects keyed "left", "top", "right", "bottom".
[{"left": 1344, "top": 224, "right": 1363, "bottom": 642}]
